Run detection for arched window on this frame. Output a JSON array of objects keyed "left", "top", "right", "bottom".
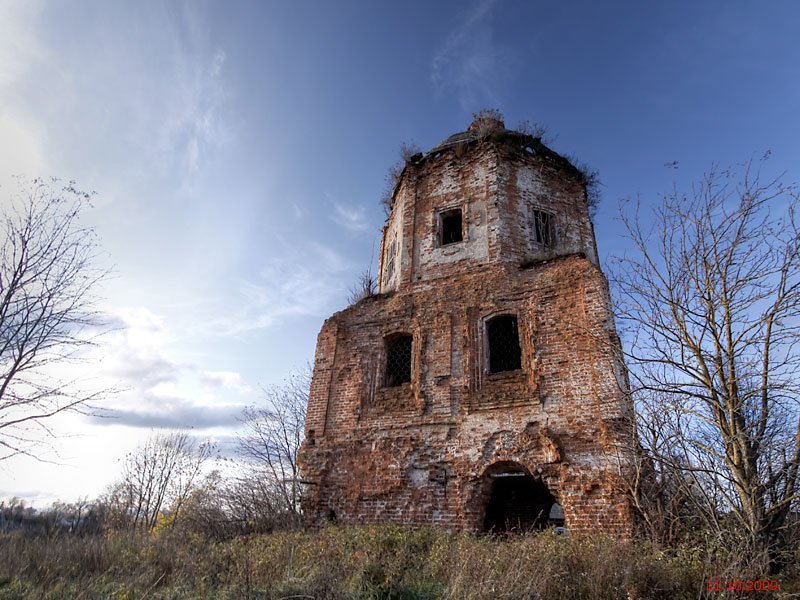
[
  {"left": 384, "top": 334, "right": 412, "bottom": 387},
  {"left": 487, "top": 315, "right": 521, "bottom": 373}
]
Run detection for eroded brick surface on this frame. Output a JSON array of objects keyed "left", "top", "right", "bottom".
[{"left": 298, "top": 117, "right": 637, "bottom": 536}]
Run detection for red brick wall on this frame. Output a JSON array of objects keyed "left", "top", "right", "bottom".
[{"left": 298, "top": 125, "right": 637, "bottom": 537}]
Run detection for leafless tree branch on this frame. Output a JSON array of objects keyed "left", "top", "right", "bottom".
[
  {"left": 611, "top": 158, "right": 800, "bottom": 570},
  {"left": 0, "top": 177, "right": 111, "bottom": 460},
  {"left": 236, "top": 366, "right": 310, "bottom": 522}
]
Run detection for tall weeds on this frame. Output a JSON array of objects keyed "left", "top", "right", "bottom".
[{"left": 0, "top": 526, "right": 797, "bottom": 599}]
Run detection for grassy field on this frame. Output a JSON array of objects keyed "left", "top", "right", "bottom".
[{"left": 1, "top": 525, "right": 798, "bottom": 599}]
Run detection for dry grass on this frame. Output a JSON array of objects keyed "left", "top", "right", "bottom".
[{"left": 0, "top": 525, "right": 797, "bottom": 599}]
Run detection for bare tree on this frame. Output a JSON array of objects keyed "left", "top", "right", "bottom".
[
  {"left": 0, "top": 177, "right": 109, "bottom": 460},
  {"left": 237, "top": 367, "right": 310, "bottom": 520},
  {"left": 471, "top": 107, "right": 504, "bottom": 135},
  {"left": 611, "top": 158, "right": 800, "bottom": 568},
  {"left": 380, "top": 142, "right": 422, "bottom": 215},
  {"left": 515, "top": 119, "right": 553, "bottom": 144},
  {"left": 175, "top": 470, "right": 300, "bottom": 538},
  {"left": 625, "top": 390, "right": 714, "bottom": 547},
  {"left": 347, "top": 269, "right": 376, "bottom": 305},
  {"left": 0, "top": 496, "right": 36, "bottom": 531},
  {"left": 114, "top": 431, "right": 213, "bottom": 532}
]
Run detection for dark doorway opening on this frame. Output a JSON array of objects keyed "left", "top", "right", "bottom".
[{"left": 482, "top": 463, "right": 559, "bottom": 533}]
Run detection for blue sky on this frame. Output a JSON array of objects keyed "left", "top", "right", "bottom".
[{"left": 1, "top": 0, "right": 799, "bottom": 504}]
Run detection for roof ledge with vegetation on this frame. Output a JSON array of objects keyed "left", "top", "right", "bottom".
[{"left": 383, "top": 110, "right": 599, "bottom": 216}]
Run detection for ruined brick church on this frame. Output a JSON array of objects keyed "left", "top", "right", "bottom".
[{"left": 298, "top": 115, "right": 637, "bottom": 536}]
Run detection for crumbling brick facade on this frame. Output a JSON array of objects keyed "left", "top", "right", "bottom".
[{"left": 298, "top": 116, "right": 637, "bottom": 536}]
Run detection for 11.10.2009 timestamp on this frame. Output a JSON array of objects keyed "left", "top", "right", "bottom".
[{"left": 706, "top": 579, "right": 779, "bottom": 592}]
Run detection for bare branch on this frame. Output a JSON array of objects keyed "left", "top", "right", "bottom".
[
  {"left": 0, "top": 177, "right": 112, "bottom": 459},
  {"left": 611, "top": 158, "right": 800, "bottom": 569},
  {"left": 236, "top": 366, "right": 310, "bottom": 521}
]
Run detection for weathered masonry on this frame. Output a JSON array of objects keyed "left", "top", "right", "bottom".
[{"left": 298, "top": 115, "right": 637, "bottom": 536}]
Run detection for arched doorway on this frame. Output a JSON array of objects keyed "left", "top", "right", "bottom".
[{"left": 482, "top": 462, "right": 560, "bottom": 533}]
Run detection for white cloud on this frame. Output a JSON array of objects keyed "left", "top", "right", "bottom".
[
  {"left": 91, "top": 306, "right": 254, "bottom": 430},
  {"left": 332, "top": 200, "right": 370, "bottom": 232},
  {"left": 199, "top": 370, "right": 253, "bottom": 395},
  {"left": 100, "top": 306, "right": 177, "bottom": 388},
  {"left": 183, "top": 241, "right": 353, "bottom": 338},
  {"left": 430, "top": 0, "right": 512, "bottom": 111}
]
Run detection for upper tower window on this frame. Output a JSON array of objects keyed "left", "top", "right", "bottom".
[
  {"left": 487, "top": 315, "right": 522, "bottom": 373},
  {"left": 384, "top": 238, "right": 396, "bottom": 284},
  {"left": 439, "top": 209, "right": 463, "bottom": 245},
  {"left": 532, "top": 209, "right": 554, "bottom": 248},
  {"left": 384, "top": 334, "right": 413, "bottom": 387}
]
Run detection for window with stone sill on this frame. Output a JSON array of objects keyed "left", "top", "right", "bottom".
[
  {"left": 487, "top": 315, "right": 522, "bottom": 374},
  {"left": 384, "top": 334, "right": 412, "bottom": 387}
]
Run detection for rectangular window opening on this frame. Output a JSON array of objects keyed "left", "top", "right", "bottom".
[
  {"left": 439, "top": 209, "right": 463, "bottom": 245},
  {"left": 487, "top": 315, "right": 522, "bottom": 374},
  {"left": 384, "top": 334, "right": 412, "bottom": 387},
  {"left": 532, "top": 209, "right": 553, "bottom": 248},
  {"left": 385, "top": 239, "right": 396, "bottom": 283}
]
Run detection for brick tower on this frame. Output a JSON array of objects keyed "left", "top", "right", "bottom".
[{"left": 298, "top": 115, "right": 637, "bottom": 536}]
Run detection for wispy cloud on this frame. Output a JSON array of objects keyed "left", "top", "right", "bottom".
[
  {"left": 156, "top": 47, "right": 229, "bottom": 179},
  {"left": 430, "top": 0, "right": 512, "bottom": 111},
  {"left": 332, "top": 200, "right": 370, "bottom": 233},
  {"left": 184, "top": 241, "right": 353, "bottom": 338},
  {"left": 0, "top": 2, "right": 231, "bottom": 193},
  {"left": 292, "top": 202, "right": 308, "bottom": 219}
]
